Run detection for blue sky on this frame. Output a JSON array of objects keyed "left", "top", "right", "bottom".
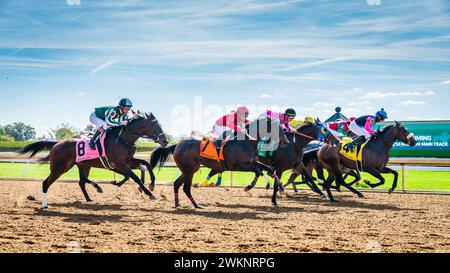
[{"left": 1, "top": 0, "right": 450, "bottom": 137}]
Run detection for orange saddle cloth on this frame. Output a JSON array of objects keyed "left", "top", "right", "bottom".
[{"left": 200, "top": 138, "right": 225, "bottom": 161}]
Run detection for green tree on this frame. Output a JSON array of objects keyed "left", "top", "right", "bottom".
[
  {"left": 53, "top": 123, "right": 78, "bottom": 141},
  {"left": 0, "top": 125, "right": 4, "bottom": 136},
  {"left": 4, "top": 122, "right": 36, "bottom": 141}
]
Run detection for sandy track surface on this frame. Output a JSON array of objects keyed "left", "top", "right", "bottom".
[{"left": 0, "top": 180, "right": 449, "bottom": 253}]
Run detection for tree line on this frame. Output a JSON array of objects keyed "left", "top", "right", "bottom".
[{"left": 0, "top": 122, "right": 175, "bottom": 142}]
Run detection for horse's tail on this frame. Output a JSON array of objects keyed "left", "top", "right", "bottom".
[
  {"left": 19, "top": 141, "right": 58, "bottom": 162},
  {"left": 150, "top": 144, "right": 177, "bottom": 170}
]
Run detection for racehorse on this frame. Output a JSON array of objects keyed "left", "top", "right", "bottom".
[
  {"left": 150, "top": 118, "right": 289, "bottom": 208},
  {"left": 20, "top": 112, "right": 168, "bottom": 208},
  {"left": 318, "top": 122, "right": 417, "bottom": 202},
  {"left": 288, "top": 142, "right": 360, "bottom": 193},
  {"left": 243, "top": 120, "right": 337, "bottom": 205}
]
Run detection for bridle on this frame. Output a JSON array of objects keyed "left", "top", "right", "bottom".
[{"left": 117, "top": 117, "right": 166, "bottom": 144}]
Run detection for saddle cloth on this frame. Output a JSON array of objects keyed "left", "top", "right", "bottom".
[
  {"left": 75, "top": 134, "right": 107, "bottom": 163},
  {"left": 339, "top": 137, "right": 368, "bottom": 162},
  {"left": 200, "top": 138, "right": 225, "bottom": 161}
]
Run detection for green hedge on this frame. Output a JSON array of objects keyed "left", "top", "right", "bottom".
[{"left": 0, "top": 141, "right": 33, "bottom": 152}]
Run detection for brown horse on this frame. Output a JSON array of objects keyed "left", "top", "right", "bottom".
[
  {"left": 150, "top": 118, "right": 289, "bottom": 208},
  {"left": 20, "top": 113, "right": 168, "bottom": 208},
  {"left": 318, "top": 122, "right": 417, "bottom": 202}
]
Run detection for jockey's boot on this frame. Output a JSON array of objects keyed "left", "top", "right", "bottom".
[
  {"left": 88, "top": 130, "right": 101, "bottom": 150},
  {"left": 346, "top": 135, "right": 366, "bottom": 153}
]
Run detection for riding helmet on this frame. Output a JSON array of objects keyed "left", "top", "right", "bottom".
[
  {"left": 285, "top": 108, "right": 297, "bottom": 118},
  {"left": 237, "top": 106, "right": 249, "bottom": 115},
  {"left": 119, "top": 98, "right": 133, "bottom": 108},
  {"left": 376, "top": 108, "right": 388, "bottom": 120}
]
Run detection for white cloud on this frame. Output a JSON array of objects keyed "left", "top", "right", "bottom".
[
  {"left": 399, "top": 100, "right": 427, "bottom": 106},
  {"left": 440, "top": 80, "right": 450, "bottom": 85},
  {"left": 313, "top": 101, "right": 335, "bottom": 107},
  {"left": 90, "top": 60, "right": 117, "bottom": 74},
  {"left": 361, "top": 91, "right": 435, "bottom": 99},
  {"left": 260, "top": 94, "right": 271, "bottom": 99}
]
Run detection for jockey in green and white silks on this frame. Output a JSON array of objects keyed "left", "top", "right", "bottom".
[{"left": 88, "top": 98, "right": 133, "bottom": 150}]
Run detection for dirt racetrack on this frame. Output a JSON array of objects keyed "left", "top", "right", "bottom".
[{"left": 0, "top": 179, "right": 449, "bottom": 253}]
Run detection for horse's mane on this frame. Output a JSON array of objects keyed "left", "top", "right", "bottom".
[{"left": 378, "top": 124, "right": 395, "bottom": 136}]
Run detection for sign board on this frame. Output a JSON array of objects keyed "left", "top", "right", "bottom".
[{"left": 380, "top": 120, "right": 450, "bottom": 158}]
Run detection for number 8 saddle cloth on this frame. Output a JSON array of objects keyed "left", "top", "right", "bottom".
[{"left": 75, "top": 134, "right": 107, "bottom": 163}]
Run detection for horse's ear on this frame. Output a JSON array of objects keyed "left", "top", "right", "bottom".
[{"left": 395, "top": 120, "right": 400, "bottom": 126}]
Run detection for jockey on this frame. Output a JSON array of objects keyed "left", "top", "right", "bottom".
[
  {"left": 327, "top": 117, "right": 355, "bottom": 139},
  {"left": 261, "top": 108, "right": 297, "bottom": 133},
  {"left": 213, "top": 106, "right": 250, "bottom": 140},
  {"left": 345, "top": 108, "right": 388, "bottom": 152},
  {"left": 88, "top": 98, "right": 133, "bottom": 150}
]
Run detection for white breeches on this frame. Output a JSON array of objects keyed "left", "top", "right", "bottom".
[
  {"left": 90, "top": 112, "right": 109, "bottom": 130},
  {"left": 349, "top": 121, "right": 371, "bottom": 139}
]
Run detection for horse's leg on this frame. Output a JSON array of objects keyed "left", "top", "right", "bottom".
[
  {"left": 271, "top": 171, "right": 283, "bottom": 207},
  {"left": 245, "top": 172, "right": 261, "bottom": 192},
  {"left": 346, "top": 170, "right": 361, "bottom": 186},
  {"left": 173, "top": 175, "right": 184, "bottom": 208},
  {"left": 215, "top": 173, "right": 223, "bottom": 186},
  {"left": 41, "top": 164, "right": 71, "bottom": 209},
  {"left": 183, "top": 173, "right": 202, "bottom": 209},
  {"left": 336, "top": 172, "right": 365, "bottom": 199},
  {"left": 78, "top": 166, "right": 93, "bottom": 202},
  {"left": 116, "top": 163, "right": 156, "bottom": 200},
  {"left": 132, "top": 158, "right": 156, "bottom": 191},
  {"left": 111, "top": 169, "right": 130, "bottom": 187},
  {"left": 380, "top": 167, "right": 398, "bottom": 194},
  {"left": 200, "top": 169, "right": 218, "bottom": 187},
  {"left": 79, "top": 166, "right": 103, "bottom": 194},
  {"left": 299, "top": 165, "right": 325, "bottom": 197},
  {"left": 363, "top": 169, "right": 386, "bottom": 189},
  {"left": 323, "top": 174, "right": 336, "bottom": 202},
  {"left": 284, "top": 172, "right": 300, "bottom": 192}
]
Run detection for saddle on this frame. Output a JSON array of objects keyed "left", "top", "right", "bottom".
[
  {"left": 339, "top": 137, "right": 368, "bottom": 162},
  {"left": 200, "top": 137, "right": 225, "bottom": 161}
]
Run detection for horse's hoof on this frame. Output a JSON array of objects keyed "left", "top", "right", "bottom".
[
  {"left": 110, "top": 181, "right": 117, "bottom": 186},
  {"left": 337, "top": 189, "right": 342, "bottom": 193},
  {"left": 138, "top": 187, "right": 143, "bottom": 193},
  {"left": 265, "top": 184, "right": 270, "bottom": 190},
  {"left": 194, "top": 205, "right": 204, "bottom": 209},
  {"left": 272, "top": 203, "right": 279, "bottom": 207},
  {"left": 358, "top": 193, "right": 365, "bottom": 198},
  {"left": 41, "top": 206, "right": 49, "bottom": 209},
  {"left": 96, "top": 187, "right": 103, "bottom": 193},
  {"left": 388, "top": 189, "right": 394, "bottom": 194},
  {"left": 320, "top": 195, "right": 326, "bottom": 199},
  {"left": 149, "top": 185, "right": 155, "bottom": 192},
  {"left": 86, "top": 199, "right": 93, "bottom": 202},
  {"left": 330, "top": 199, "right": 338, "bottom": 203},
  {"left": 149, "top": 195, "right": 157, "bottom": 200},
  {"left": 244, "top": 186, "right": 251, "bottom": 192}
]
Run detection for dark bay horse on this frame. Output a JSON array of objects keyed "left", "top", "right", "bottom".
[
  {"left": 243, "top": 120, "right": 337, "bottom": 205},
  {"left": 150, "top": 118, "right": 289, "bottom": 208},
  {"left": 318, "top": 122, "right": 417, "bottom": 202},
  {"left": 20, "top": 113, "right": 168, "bottom": 208}
]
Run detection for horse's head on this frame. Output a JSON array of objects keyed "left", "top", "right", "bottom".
[
  {"left": 246, "top": 117, "right": 289, "bottom": 145},
  {"left": 131, "top": 112, "right": 169, "bottom": 147},
  {"left": 296, "top": 122, "right": 318, "bottom": 140},
  {"left": 393, "top": 121, "right": 417, "bottom": 147},
  {"left": 316, "top": 118, "right": 340, "bottom": 145}
]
